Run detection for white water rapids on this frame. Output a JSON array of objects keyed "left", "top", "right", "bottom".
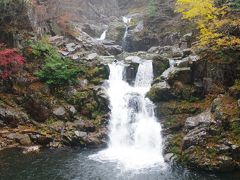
[{"left": 90, "top": 61, "right": 166, "bottom": 171}]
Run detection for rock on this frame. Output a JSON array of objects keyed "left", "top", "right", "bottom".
[
  {"left": 211, "top": 97, "right": 222, "bottom": 113},
  {"left": 148, "top": 46, "right": 183, "bottom": 58},
  {"left": 73, "top": 118, "right": 85, "bottom": 129},
  {"left": 10, "top": 133, "right": 32, "bottom": 146},
  {"left": 182, "top": 127, "right": 208, "bottom": 150},
  {"left": 125, "top": 56, "right": 142, "bottom": 63},
  {"left": 167, "top": 67, "right": 192, "bottom": 85},
  {"left": 58, "top": 50, "right": 69, "bottom": 56},
  {"left": 229, "top": 81, "right": 240, "bottom": 99},
  {"left": 176, "top": 57, "right": 191, "bottom": 68},
  {"left": 104, "top": 45, "right": 122, "bottom": 55},
  {"left": 165, "top": 153, "right": 177, "bottom": 162},
  {"left": 48, "top": 36, "right": 65, "bottom": 46},
  {"left": 185, "top": 110, "right": 214, "bottom": 132},
  {"left": 66, "top": 43, "right": 76, "bottom": 52},
  {"left": 147, "top": 81, "right": 172, "bottom": 102},
  {"left": 23, "top": 95, "right": 51, "bottom": 122},
  {"left": 69, "top": 106, "right": 77, "bottom": 115},
  {"left": 0, "top": 107, "right": 29, "bottom": 127},
  {"left": 182, "top": 110, "right": 215, "bottom": 150},
  {"left": 29, "top": 134, "right": 53, "bottom": 146},
  {"left": 74, "top": 131, "right": 87, "bottom": 138},
  {"left": 182, "top": 48, "right": 192, "bottom": 57},
  {"left": 99, "top": 56, "right": 116, "bottom": 64},
  {"left": 53, "top": 107, "right": 66, "bottom": 119},
  {"left": 123, "top": 63, "right": 139, "bottom": 85},
  {"left": 22, "top": 146, "right": 40, "bottom": 154},
  {"left": 86, "top": 53, "right": 98, "bottom": 61},
  {"left": 181, "top": 33, "right": 194, "bottom": 48},
  {"left": 217, "top": 156, "right": 236, "bottom": 172},
  {"left": 152, "top": 55, "right": 169, "bottom": 78}
]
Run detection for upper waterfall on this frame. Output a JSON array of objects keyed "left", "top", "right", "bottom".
[{"left": 97, "top": 30, "right": 107, "bottom": 41}]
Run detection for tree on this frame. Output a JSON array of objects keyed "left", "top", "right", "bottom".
[
  {"left": 176, "top": 0, "right": 240, "bottom": 51},
  {"left": 0, "top": 44, "right": 25, "bottom": 79}
]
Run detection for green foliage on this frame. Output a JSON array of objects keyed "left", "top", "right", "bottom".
[
  {"left": 36, "top": 55, "right": 81, "bottom": 86},
  {"left": 26, "top": 39, "right": 57, "bottom": 59},
  {"left": 28, "top": 40, "right": 81, "bottom": 86},
  {"left": 147, "top": 0, "right": 158, "bottom": 17}
]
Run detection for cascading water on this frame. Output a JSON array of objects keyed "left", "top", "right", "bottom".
[
  {"left": 97, "top": 30, "right": 107, "bottom": 41},
  {"left": 91, "top": 60, "right": 166, "bottom": 171},
  {"left": 122, "top": 16, "right": 132, "bottom": 51}
]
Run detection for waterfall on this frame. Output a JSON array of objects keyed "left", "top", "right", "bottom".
[
  {"left": 122, "top": 16, "right": 132, "bottom": 51},
  {"left": 91, "top": 61, "right": 165, "bottom": 170},
  {"left": 97, "top": 30, "right": 107, "bottom": 41}
]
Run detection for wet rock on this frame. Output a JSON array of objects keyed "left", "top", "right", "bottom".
[{"left": 123, "top": 63, "right": 139, "bottom": 85}]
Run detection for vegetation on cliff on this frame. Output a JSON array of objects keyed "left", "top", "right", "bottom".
[{"left": 176, "top": 0, "right": 240, "bottom": 51}]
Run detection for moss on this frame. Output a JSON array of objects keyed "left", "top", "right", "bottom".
[
  {"left": 230, "top": 120, "right": 240, "bottom": 136},
  {"left": 168, "top": 133, "right": 184, "bottom": 156},
  {"left": 45, "top": 117, "right": 58, "bottom": 126}
]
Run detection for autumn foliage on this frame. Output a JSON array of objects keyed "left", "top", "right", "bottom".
[
  {"left": 176, "top": 0, "right": 240, "bottom": 51},
  {"left": 0, "top": 44, "right": 25, "bottom": 79}
]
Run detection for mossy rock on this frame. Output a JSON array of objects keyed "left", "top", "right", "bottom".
[{"left": 152, "top": 55, "right": 169, "bottom": 78}]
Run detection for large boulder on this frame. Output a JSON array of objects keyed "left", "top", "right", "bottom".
[
  {"left": 166, "top": 67, "right": 192, "bottom": 86},
  {"left": 123, "top": 63, "right": 139, "bottom": 85},
  {"left": 152, "top": 55, "right": 169, "bottom": 78},
  {"left": 0, "top": 106, "right": 29, "bottom": 128},
  {"left": 147, "top": 81, "right": 172, "bottom": 102}
]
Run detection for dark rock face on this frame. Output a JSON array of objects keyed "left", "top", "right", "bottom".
[
  {"left": 123, "top": 63, "right": 139, "bottom": 85},
  {"left": 167, "top": 67, "right": 192, "bottom": 86},
  {"left": 0, "top": 107, "right": 29, "bottom": 128},
  {"left": 23, "top": 95, "right": 51, "bottom": 123},
  {"left": 192, "top": 59, "right": 238, "bottom": 92}
]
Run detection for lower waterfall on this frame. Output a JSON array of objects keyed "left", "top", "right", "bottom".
[{"left": 90, "top": 60, "right": 166, "bottom": 171}]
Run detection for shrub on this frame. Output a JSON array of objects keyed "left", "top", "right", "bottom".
[
  {"left": 0, "top": 43, "right": 25, "bottom": 79},
  {"left": 25, "top": 39, "right": 57, "bottom": 59},
  {"left": 26, "top": 40, "right": 82, "bottom": 86},
  {"left": 147, "top": 0, "right": 157, "bottom": 17},
  {"left": 36, "top": 54, "right": 81, "bottom": 86}
]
